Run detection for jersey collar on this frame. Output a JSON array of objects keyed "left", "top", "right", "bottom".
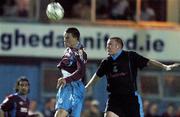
[{"left": 111, "top": 50, "right": 122, "bottom": 60}]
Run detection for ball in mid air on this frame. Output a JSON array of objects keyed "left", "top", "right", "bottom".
[{"left": 46, "top": 2, "right": 64, "bottom": 21}]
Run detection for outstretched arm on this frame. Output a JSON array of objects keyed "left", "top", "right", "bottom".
[
  {"left": 85, "top": 73, "right": 100, "bottom": 89},
  {"left": 147, "top": 59, "right": 180, "bottom": 71}
]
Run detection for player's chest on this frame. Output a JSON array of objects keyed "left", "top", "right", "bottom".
[
  {"left": 14, "top": 98, "right": 29, "bottom": 112},
  {"left": 108, "top": 60, "right": 130, "bottom": 73}
]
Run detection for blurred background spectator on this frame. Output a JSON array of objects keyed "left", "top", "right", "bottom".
[
  {"left": 162, "top": 103, "right": 176, "bottom": 117},
  {"left": 140, "top": 1, "right": 156, "bottom": 21},
  {"left": 72, "top": 0, "right": 91, "bottom": 20},
  {"left": 145, "top": 102, "right": 160, "bottom": 117},
  {"left": 143, "top": 99, "right": 151, "bottom": 116},
  {"left": 29, "top": 100, "right": 44, "bottom": 117},
  {"left": 176, "top": 106, "right": 180, "bottom": 117},
  {"left": 3, "top": 0, "right": 30, "bottom": 17},
  {"left": 42, "top": 97, "right": 56, "bottom": 117},
  {"left": 81, "top": 97, "right": 103, "bottom": 117},
  {"left": 108, "top": 0, "right": 131, "bottom": 20}
]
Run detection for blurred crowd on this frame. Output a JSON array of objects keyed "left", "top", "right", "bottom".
[
  {"left": 27, "top": 97, "right": 103, "bottom": 117},
  {"left": 143, "top": 99, "right": 180, "bottom": 117},
  {"left": 27, "top": 97, "right": 180, "bottom": 117},
  {"left": 0, "top": 0, "right": 167, "bottom": 22},
  {"left": 0, "top": 0, "right": 30, "bottom": 18},
  {"left": 28, "top": 97, "right": 56, "bottom": 117},
  {"left": 96, "top": 0, "right": 156, "bottom": 21}
]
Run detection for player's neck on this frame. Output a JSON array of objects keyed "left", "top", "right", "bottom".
[{"left": 71, "top": 41, "right": 80, "bottom": 49}]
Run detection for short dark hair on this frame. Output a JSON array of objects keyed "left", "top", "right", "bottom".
[
  {"left": 65, "top": 27, "right": 80, "bottom": 41},
  {"left": 15, "top": 76, "right": 30, "bottom": 93},
  {"left": 110, "top": 37, "right": 124, "bottom": 48}
]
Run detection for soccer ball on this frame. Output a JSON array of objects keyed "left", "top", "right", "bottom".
[{"left": 46, "top": 2, "right": 64, "bottom": 21}]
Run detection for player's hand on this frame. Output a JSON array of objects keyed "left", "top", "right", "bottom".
[
  {"left": 165, "top": 63, "right": 180, "bottom": 71},
  {"left": 57, "top": 77, "right": 66, "bottom": 89},
  {"left": 85, "top": 85, "right": 91, "bottom": 92}
]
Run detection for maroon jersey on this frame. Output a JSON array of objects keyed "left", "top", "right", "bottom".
[
  {"left": 0, "top": 93, "right": 29, "bottom": 117},
  {"left": 57, "top": 46, "right": 87, "bottom": 83}
]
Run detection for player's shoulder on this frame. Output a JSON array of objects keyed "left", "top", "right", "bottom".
[
  {"left": 2, "top": 93, "right": 18, "bottom": 103},
  {"left": 104, "top": 56, "right": 110, "bottom": 61},
  {"left": 125, "top": 50, "right": 136, "bottom": 54},
  {"left": 7, "top": 93, "right": 18, "bottom": 99},
  {"left": 101, "top": 56, "right": 111, "bottom": 64},
  {"left": 125, "top": 50, "right": 139, "bottom": 56}
]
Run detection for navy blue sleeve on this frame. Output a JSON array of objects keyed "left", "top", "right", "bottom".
[
  {"left": 130, "top": 51, "right": 149, "bottom": 70},
  {"left": 96, "top": 59, "right": 107, "bottom": 78}
]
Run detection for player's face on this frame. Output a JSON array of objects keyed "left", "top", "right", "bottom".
[
  {"left": 64, "top": 33, "right": 77, "bottom": 48},
  {"left": 18, "top": 81, "right": 29, "bottom": 95},
  {"left": 106, "top": 39, "right": 121, "bottom": 55}
]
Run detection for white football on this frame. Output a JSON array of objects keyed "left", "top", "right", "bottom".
[{"left": 46, "top": 2, "right": 64, "bottom": 21}]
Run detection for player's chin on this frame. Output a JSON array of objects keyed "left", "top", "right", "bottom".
[{"left": 20, "top": 92, "right": 28, "bottom": 95}]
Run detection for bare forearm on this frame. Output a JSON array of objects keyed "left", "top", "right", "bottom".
[
  {"left": 147, "top": 59, "right": 166, "bottom": 70},
  {"left": 147, "top": 59, "right": 180, "bottom": 71},
  {"left": 85, "top": 74, "right": 100, "bottom": 88}
]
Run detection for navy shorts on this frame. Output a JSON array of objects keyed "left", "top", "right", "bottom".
[{"left": 105, "top": 92, "right": 144, "bottom": 117}]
